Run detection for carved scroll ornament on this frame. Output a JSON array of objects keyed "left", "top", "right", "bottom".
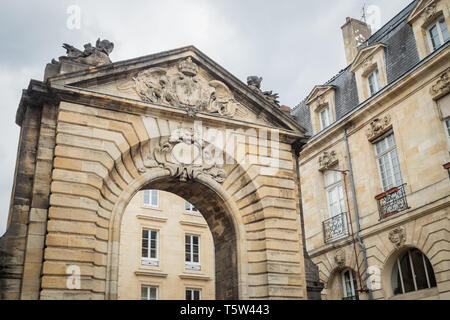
[
  {"left": 366, "top": 115, "right": 392, "bottom": 141},
  {"left": 142, "top": 128, "right": 227, "bottom": 184}
]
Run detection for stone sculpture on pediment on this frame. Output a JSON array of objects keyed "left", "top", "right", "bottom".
[{"left": 118, "top": 57, "right": 243, "bottom": 118}]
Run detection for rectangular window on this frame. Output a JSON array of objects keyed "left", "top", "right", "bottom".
[
  {"left": 141, "top": 285, "right": 158, "bottom": 300},
  {"left": 143, "top": 190, "right": 158, "bottom": 207},
  {"left": 186, "top": 288, "right": 201, "bottom": 301},
  {"left": 428, "top": 17, "right": 449, "bottom": 51},
  {"left": 185, "top": 201, "right": 199, "bottom": 213},
  {"left": 375, "top": 134, "right": 403, "bottom": 191},
  {"left": 446, "top": 119, "right": 450, "bottom": 139},
  {"left": 185, "top": 234, "right": 200, "bottom": 270},
  {"left": 324, "top": 170, "right": 346, "bottom": 218},
  {"left": 319, "top": 108, "right": 330, "bottom": 130},
  {"left": 142, "top": 229, "right": 158, "bottom": 266},
  {"left": 367, "top": 69, "right": 381, "bottom": 96}
]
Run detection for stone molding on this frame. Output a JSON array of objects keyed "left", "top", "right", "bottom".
[{"left": 366, "top": 114, "right": 392, "bottom": 142}]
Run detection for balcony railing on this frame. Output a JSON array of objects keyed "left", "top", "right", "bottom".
[
  {"left": 375, "top": 184, "right": 409, "bottom": 220},
  {"left": 323, "top": 212, "right": 349, "bottom": 244}
]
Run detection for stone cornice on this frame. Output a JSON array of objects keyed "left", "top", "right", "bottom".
[{"left": 349, "top": 43, "right": 387, "bottom": 74}]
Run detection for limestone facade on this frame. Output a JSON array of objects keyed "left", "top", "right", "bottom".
[
  {"left": 117, "top": 190, "right": 215, "bottom": 300},
  {"left": 0, "top": 46, "right": 309, "bottom": 300},
  {"left": 295, "top": 0, "right": 450, "bottom": 301}
]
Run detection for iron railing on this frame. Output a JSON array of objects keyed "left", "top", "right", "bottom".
[
  {"left": 323, "top": 212, "right": 349, "bottom": 244},
  {"left": 375, "top": 183, "right": 409, "bottom": 220}
]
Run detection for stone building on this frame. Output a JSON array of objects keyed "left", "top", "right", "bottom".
[
  {"left": 292, "top": 0, "right": 450, "bottom": 300},
  {"left": 118, "top": 190, "right": 215, "bottom": 300}
]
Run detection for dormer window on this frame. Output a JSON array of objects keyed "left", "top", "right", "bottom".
[
  {"left": 319, "top": 107, "right": 331, "bottom": 130},
  {"left": 367, "top": 69, "right": 382, "bottom": 96},
  {"left": 428, "top": 17, "right": 449, "bottom": 51}
]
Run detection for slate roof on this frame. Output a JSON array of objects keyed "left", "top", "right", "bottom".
[{"left": 291, "top": 0, "right": 420, "bottom": 136}]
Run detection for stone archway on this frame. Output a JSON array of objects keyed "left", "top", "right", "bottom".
[
  {"left": 0, "top": 46, "right": 309, "bottom": 300},
  {"left": 109, "top": 173, "right": 245, "bottom": 300}
]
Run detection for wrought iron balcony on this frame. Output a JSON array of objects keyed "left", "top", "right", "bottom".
[
  {"left": 375, "top": 184, "right": 409, "bottom": 220},
  {"left": 323, "top": 212, "right": 349, "bottom": 244}
]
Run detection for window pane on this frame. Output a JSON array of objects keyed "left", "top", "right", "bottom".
[
  {"left": 410, "top": 249, "right": 428, "bottom": 291},
  {"left": 185, "top": 201, "right": 191, "bottom": 211},
  {"left": 446, "top": 120, "right": 450, "bottom": 137},
  {"left": 149, "top": 287, "right": 157, "bottom": 300},
  {"left": 430, "top": 25, "right": 441, "bottom": 50},
  {"left": 141, "top": 286, "right": 148, "bottom": 300},
  {"left": 186, "top": 290, "right": 192, "bottom": 300},
  {"left": 391, "top": 261, "right": 403, "bottom": 295},
  {"left": 343, "top": 271, "right": 353, "bottom": 297},
  {"left": 143, "top": 190, "right": 150, "bottom": 205},
  {"left": 399, "top": 253, "right": 415, "bottom": 293},
  {"left": 425, "top": 257, "right": 437, "bottom": 288},
  {"left": 151, "top": 190, "right": 158, "bottom": 206},
  {"left": 194, "top": 290, "right": 201, "bottom": 300},
  {"left": 439, "top": 19, "right": 449, "bottom": 42}
]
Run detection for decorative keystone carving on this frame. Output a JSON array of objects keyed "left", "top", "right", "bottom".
[
  {"left": 334, "top": 249, "right": 346, "bottom": 268},
  {"left": 430, "top": 71, "right": 450, "bottom": 100},
  {"left": 366, "top": 115, "right": 392, "bottom": 141},
  {"left": 361, "top": 56, "right": 375, "bottom": 75},
  {"left": 143, "top": 128, "right": 227, "bottom": 184},
  {"left": 318, "top": 151, "right": 338, "bottom": 171},
  {"left": 389, "top": 227, "right": 406, "bottom": 248},
  {"left": 118, "top": 57, "right": 244, "bottom": 118},
  {"left": 56, "top": 38, "right": 114, "bottom": 66}
]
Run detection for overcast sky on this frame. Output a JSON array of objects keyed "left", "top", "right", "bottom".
[{"left": 0, "top": 0, "right": 413, "bottom": 235}]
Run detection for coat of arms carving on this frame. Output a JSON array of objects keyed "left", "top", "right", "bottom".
[
  {"left": 118, "top": 57, "right": 243, "bottom": 118},
  {"left": 366, "top": 115, "right": 392, "bottom": 141},
  {"left": 142, "top": 128, "right": 227, "bottom": 184}
]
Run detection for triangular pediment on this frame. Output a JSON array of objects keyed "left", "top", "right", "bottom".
[
  {"left": 407, "top": 0, "right": 436, "bottom": 23},
  {"left": 349, "top": 43, "right": 386, "bottom": 73},
  {"left": 305, "top": 85, "right": 335, "bottom": 105},
  {"left": 48, "top": 46, "right": 304, "bottom": 133}
]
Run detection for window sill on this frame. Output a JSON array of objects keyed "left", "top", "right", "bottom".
[
  {"left": 389, "top": 287, "right": 439, "bottom": 300},
  {"left": 135, "top": 269, "right": 168, "bottom": 278},
  {"left": 142, "top": 205, "right": 163, "bottom": 212},
  {"left": 179, "top": 273, "right": 211, "bottom": 281},
  {"left": 137, "top": 214, "right": 168, "bottom": 223}
]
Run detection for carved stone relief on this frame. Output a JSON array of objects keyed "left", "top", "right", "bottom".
[
  {"left": 430, "top": 70, "right": 449, "bottom": 100},
  {"left": 319, "top": 151, "right": 338, "bottom": 171},
  {"left": 118, "top": 57, "right": 246, "bottom": 118},
  {"left": 366, "top": 115, "right": 392, "bottom": 141},
  {"left": 388, "top": 227, "right": 406, "bottom": 248},
  {"left": 422, "top": 2, "right": 437, "bottom": 23},
  {"left": 142, "top": 128, "right": 227, "bottom": 184},
  {"left": 56, "top": 38, "right": 114, "bottom": 66},
  {"left": 334, "top": 249, "right": 346, "bottom": 268}
]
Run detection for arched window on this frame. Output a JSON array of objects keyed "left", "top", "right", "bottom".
[
  {"left": 391, "top": 248, "right": 437, "bottom": 296},
  {"left": 342, "top": 269, "right": 359, "bottom": 300}
]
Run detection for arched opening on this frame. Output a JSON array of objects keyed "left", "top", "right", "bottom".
[
  {"left": 326, "top": 267, "right": 360, "bottom": 300},
  {"left": 109, "top": 173, "right": 242, "bottom": 300},
  {"left": 390, "top": 248, "right": 437, "bottom": 297}
]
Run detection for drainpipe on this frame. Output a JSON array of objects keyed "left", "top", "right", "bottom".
[{"left": 343, "top": 126, "right": 374, "bottom": 300}]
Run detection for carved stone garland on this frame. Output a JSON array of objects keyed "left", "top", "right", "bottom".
[{"left": 142, "top": 128, "right": 227, "bottom": 184}]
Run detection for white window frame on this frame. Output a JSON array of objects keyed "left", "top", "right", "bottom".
[
  {"left": 342, "top": 269, "right": 357, "bottom": 299},
  {"left": 374, "top": 133, "right": 403, "bottom": 192},
  {"left": 185, "top": 234, "right": 201, "bottom": 271},
  {"left": 319, "top": 107, "right": 330, "bottom": 130},
  {"left": 324, "top": 170, "right": 346, "bottom": 218},
  {"left": 392, "top": 249, "right": 436, "bottom": 296},
  {"left": 186, "top": 288, "right": 202, "bottom": 301},
  {"left": 185, "top": 201, "right": 199, "bottom": 214},
  {"left": 143, "top": 190, "right": 159, "bottom": 208},
  {"left": 141, "top": 285, "right": 158, "bottom": 300},
  {"left": 427, "top": 17, "right": 449, "bottom": 52},
  {"left": 141, "top": 229, "right": 159, "bottom": 267},
  {"left": 367, "top": 68, "right": 381, "bottom": 96}
]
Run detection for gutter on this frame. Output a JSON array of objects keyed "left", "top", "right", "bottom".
[{"left": 344, "top": 127, "right": 374, "bottom": 300}]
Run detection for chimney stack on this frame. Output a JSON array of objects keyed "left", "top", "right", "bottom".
[{"left": 341, "top": 17, "right": 372, "bottom": 65}]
